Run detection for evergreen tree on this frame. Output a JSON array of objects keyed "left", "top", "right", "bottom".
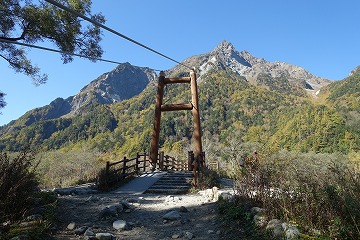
[{"left": 0, "top": 0, "right": 104, "bottom": 84}]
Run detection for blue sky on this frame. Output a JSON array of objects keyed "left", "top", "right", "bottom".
[{"left": 1, "top": 0, "right": 360, "bottom": 126}]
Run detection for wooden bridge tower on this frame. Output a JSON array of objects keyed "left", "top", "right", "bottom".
[{"left": 150, "top": 70, "right": 204, "bottom": 171}]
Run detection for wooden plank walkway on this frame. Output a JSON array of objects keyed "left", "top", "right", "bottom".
[
  {"left": 112, "top": 171, "right": 167, "bottom": 195},
  {"left": 144, "top": 171, "right": 193, "bottom": 194}
]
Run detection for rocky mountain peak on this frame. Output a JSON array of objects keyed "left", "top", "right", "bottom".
[
  {"left": 210, "top": 40, "right": 237, "bottom": 55},
  {"left": 17, "top": 63, "right": 158, "bottom": 121},
  {"left": 240, "top": 50, "right": 266, "bottom": 65},
  {"left": 3, "top": 41, "right": 334, "bottom": 129},
  {"left": 170, "top": 40, "right": 332, "bottom": 92},
  {"left": 166, "top": 40, "right": 332, "bottom": 92},
  {"left": 189, "top": 40, "right": 252, "bottom": 77},
  {"left": 349, "top": 65, "right": 360, "bottom": 76},
  {"left": 68, "top": 63, "right": 156, "bottom": 115},
  {"left": 209, "top": 40, "right": 252, "bottom": 68}
]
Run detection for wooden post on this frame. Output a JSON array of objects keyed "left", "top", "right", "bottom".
[
  {"left": 176, "top": 158, "right": 179, "bottom": 171},
  {"left": 143, "top": 152, "right": 147, "bottom": 172},
  {"left": 202, "top": 151, "right": 206, "bottom": 168},
  {"left": 190, "top": 70, "right": 203, "bottom": 168},
  {"left": 136, "top": 153, "right": 140, "bottom": 173},
  {"left": 171, "top": 156, "right": 175, "bottom": 170},
  {"left": 122, "top": 156, "right": 127, "bottom": 178},
  {"left": 164, "top": 155, "right": 169, "bottom": 170},
  {"left": 159, "top": 151, "right": 164, "bottom": 170},
  {"left": 150, "top": 71, "right": 165, "bottom": 170},
  {"left": 188, "top": 151, "right": 193, "bottom": 171},
  {"left": 149, "top": 69, "right": 204, "bottom": 176},
  {"left": 193, "top": 163, "right": 197, "bottom": 189},
  {"left": 106, "top": 161, "right": 110, "bottom": 176}
]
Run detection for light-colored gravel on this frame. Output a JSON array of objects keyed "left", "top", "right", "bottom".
[{"left": 53, "top": 192, "right": 221, "bottom": 240}]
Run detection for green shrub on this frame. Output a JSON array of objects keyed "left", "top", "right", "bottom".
[
  {"left": 1, "top": 191, "right": 57, "bottom": 239},
  {"left": 0, "top": 149, "right": 39, "bottom": 222},
  {"left": 235, "top": 151, "right": 360, "bottom": 239},
  {"left": 196, "top": 167, "right": 220, "bottom": 190},
  {"left": 96, "top": 168, "right": 110, "bottom": 191},
  {"left": 218, "top": 197, "right": 269, "bottom": 239}
]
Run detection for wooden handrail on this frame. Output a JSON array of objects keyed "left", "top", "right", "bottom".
[{"left": 104, "top": 152, "right": 191, "bottom": 187}]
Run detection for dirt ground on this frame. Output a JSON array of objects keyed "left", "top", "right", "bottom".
[{"left": 52, "top": 192, "right": 222, "bottom": 240}]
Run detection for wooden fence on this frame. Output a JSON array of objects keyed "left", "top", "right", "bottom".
[
  {"left": 104, "top": 152, "right": 191, "bottom": 186},
  {"left": 157, "top": 151, "right": 190, "bottom": 171}
]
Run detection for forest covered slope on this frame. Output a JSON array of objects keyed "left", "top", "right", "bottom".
[{"left": 0, "top": 41, "right": 358, "bottom": 157}]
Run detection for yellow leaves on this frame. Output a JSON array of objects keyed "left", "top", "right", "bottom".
[
  {"left": 348, "top": 151, "right": 360, "bottom": 171},
  {"left": 171, "top": 140, "right": 186, "bottom": 154},
  {"left": 244, "top": 125, "right": 266, "bottom": 143}
]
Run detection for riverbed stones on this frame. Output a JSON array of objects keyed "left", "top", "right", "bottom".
[
  {"left": 266, "top": 219, "right": 283, "bottom": 238},
  {"left": 179, "top": 206, "right": 188, "bottom": 212},
  {"left": 184, "top": 231, "right": 194, "bottom": 239},
  {"left": 84, "top": 228, "right": 95, "bottom": 237},
  {"left": 74, "top": 226, "right": 88, "bottom": 235},
  {"left": 98, "top": 204, "right": 123, "bottom": 220},
  {"left": 163, "top": 210, "right": 181, "bottom": 221},
  {"left": 112, "top": 220, "right": 128, "bottom": 231},
  {"left": 265, "top": 219, "right": 301, "bottom": 239},
  {"left": 66, "top": 222, "right": 76, "bottom": 230},
  {"left": 95, "top": 232, "right": 115, "bottom": 240},
  {"left": 283, "top": 223, "right": 300, "bottom": 240}
]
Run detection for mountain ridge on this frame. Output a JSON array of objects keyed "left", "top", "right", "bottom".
[
  {"left": 67, "top": 63, "right": 157, "bottom": 115},
  {"left": 169, "top": 40, "right": 332, "bottom": 93},
  {"left": 1, "top": 40, "right": 358, "bottom": 154},
  {"left": 2, "top": 63, "right": 157, "bottom": 129},
  {"left": 3, "top": 40, "right": 333, "bottom": 128}
]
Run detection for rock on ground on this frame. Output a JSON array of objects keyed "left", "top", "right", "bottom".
[{"left": 52, "top": 192, "right": 221, "bottom": 240}]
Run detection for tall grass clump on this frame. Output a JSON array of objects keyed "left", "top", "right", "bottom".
[
  {"left": 0, "top": 149, "right": 39, "bottom": 222},
  {"left": 196, "top": 167, "right": 221, "bottom": 190},
  {"left": 235, "top": 150, "right": 360, "bottom": 239}
]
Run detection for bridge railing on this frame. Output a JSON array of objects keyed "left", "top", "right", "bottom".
[
  {"left": 104, "top": 151, "right": 190, "bottom": 187},
  {"left": 158, "top": 151, "right": 190, "bottom": 171}
]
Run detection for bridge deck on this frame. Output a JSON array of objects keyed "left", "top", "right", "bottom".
[
  {"left": 113, "top": 171, "right": 193, "bottom": 195},
  {"left": 112, "top": 171, "right": 167, "bottom": 195}
]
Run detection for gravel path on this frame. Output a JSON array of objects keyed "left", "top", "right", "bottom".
[{"left": 52, "top": 191, "right": 221, "bottom": 240}]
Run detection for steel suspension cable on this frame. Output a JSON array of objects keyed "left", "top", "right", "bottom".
[{"left": 0, "top": 38, "right": 122, "bottom": 65}]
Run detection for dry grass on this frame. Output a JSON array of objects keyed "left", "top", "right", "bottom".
[
  {"left": 0, "top": 148, "right": 39, "bottom": 222},
  {"left": 234, "top": 151, "right": 360, "bottom": 239},
  {"left": 35, "top": 145, "right": 103, "bottom": 188}
]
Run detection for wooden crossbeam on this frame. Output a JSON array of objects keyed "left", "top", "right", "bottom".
[
  {"left": 161, "top": 103, "right": 193, "bottom": 112},
  {"left": 164, "top": 77, "right": 191, "bottom": 84}
]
